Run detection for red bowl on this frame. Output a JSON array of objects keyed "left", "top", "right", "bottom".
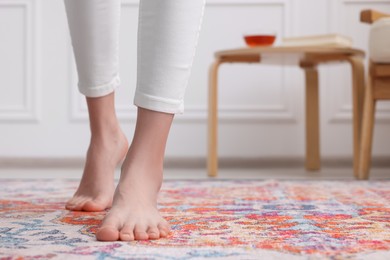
[{"left": 244, "top": 34, "right": 276, "bottom": 47}]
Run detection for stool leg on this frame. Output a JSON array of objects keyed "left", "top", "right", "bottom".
[
  {"left": 208, "top": 59, "right": 221, "bottom": 177},
  {"left": 348, "top": 56, "right": 365, "bottom": 178},
  {"left": 358, "top": 69, "right": 376, "bottom": 180},
  {"left": 302, "top": 65, "right": 320, "bottom": 171}
]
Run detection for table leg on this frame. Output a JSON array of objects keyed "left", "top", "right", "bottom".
[
  {"left": 358, "top": 63, "right": 375, "bottom": 180},
  {"left": 301, "top": 64, "right": 321, "bottom": 171},
  {"left": 348, "top": 56, "right": 365, "bottom": 178},
  {"left": 208, "top": 59, "right": 221, "bottom": 177}
]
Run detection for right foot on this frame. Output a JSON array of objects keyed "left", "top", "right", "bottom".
[
  {"left": 95, "top": 152, "right": 170, "bottom": 241},
  {"left": 66, "top": 130, "right": 128, "bottom": 212},
  {"left": 95, "top": 107, "right": 174, "bottom": 240}
]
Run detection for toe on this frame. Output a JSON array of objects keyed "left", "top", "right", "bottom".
[
  {"left": 83, "top": 198, "right": 110, "bottom": 212},
  {"left": 96, "top": 214, "right": 121, "bottom": 241},
  {"left": 147, "top": 226, "right": 160, "bottom": 240},
  {"left": 66, "top": 197, "right": 86, "bottom": 211},
  {"left": 65, "top": 196, "right": 80, "bottom": 209},
  {"left": 96, "top": 226, "right": 120, "bottom": 241},
  {"left": 134, "top": 224, "right": 149, "bottom": 240},
  {"left": 71, "top": 199, "right": 88, "bottom": 211},
  {"left": 119, "top": 225, "right": 135, "bottom": 241},
  {"left": 158, "top": 222, "right": 171, "bottom": 238}
]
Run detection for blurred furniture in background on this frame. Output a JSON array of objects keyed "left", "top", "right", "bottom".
[
  {"left": 208, "top": 46, "right": 365, "bottom": 178},
  {"left": 359, "top": 10, "right": 390, "bottom": 179}
]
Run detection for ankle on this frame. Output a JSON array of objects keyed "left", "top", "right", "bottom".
[
  {"left": 90, "top": 118, "right": 121, "bottom": 134},
  {"left": 119, "top": 164, "right": 163, "bottom": 195},
  {"left": 125, "top": 145, "right": 164, "bottom": 167},
  {"left": 90, "top": 124, "right": 124, "bottom": 140}
]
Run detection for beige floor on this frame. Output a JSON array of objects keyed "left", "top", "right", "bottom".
[{"left": 0, "top": 166, "right": 388, "bottom": 180}]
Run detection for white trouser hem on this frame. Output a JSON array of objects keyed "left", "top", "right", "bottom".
[
  {"left": 78, "top": 75, "right": 121, "bottom": 98},
  {"left": 133, "top": 90, "right": 184, "bottom": 114}
]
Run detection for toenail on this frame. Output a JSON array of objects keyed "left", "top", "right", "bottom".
[{"left": 121, "top": 233, "right": 132, "bottom": 240}]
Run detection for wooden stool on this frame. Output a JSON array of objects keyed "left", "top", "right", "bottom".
[{"left": 208, "top": 46, "right": 365, "bottom": 178}]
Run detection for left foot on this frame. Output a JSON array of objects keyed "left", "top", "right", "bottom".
[{"left": 65, "top": 130, "right": 128, "bottom": 211}]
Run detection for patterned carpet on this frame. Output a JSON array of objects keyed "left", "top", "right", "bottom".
[{"left": 1, "top": 179, "right": 390, "bottom": 259}]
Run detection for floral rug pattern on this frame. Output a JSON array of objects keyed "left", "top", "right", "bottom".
[{"left": 1, "top": 179, "right": 390, "bottom": 259}]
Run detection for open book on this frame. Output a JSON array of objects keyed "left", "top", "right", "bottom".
[{"left": 280, "top": 34, "right": 353, "bottom": 47}]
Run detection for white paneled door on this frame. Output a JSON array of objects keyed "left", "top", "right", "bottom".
[{"left": 0, "top": 0, "right": 389, "bottom": 161}]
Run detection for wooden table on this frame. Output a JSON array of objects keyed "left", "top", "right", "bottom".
[{"left": 208, "top": 46, "right": 365, "bottom": 178}]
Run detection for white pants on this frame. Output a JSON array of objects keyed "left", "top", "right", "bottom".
[{"left": 64, "top": 0, "right": 206, "bottom": 114}]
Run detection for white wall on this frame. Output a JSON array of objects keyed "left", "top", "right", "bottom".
[{"left": 0, "top": 0, "right": 389, "bottom": 162}]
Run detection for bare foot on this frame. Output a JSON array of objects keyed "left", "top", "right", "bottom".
[
  {"left": 95, "top": 150, "right": 170, "bottom": 241},
  {"left": 66, "top": 131, "right": 128, "bottom": 212}
]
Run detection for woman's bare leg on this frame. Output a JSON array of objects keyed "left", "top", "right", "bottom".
[
  {"left": 64, "top": 0, "right": 206, "bottom": 240},
  {"left": 66, "top": 93, "right": 128, "bottom": 211},
  {"left": 96, "top": 107, "right": 173, "bottom": 241},
  {"left": 63, "top": 0, "right": 125, "bottom": 211}
]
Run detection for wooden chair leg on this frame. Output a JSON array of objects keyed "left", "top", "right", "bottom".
[
  {"left": 301, "top": 64, "right": 320, "bottom": 171},
  {"left": 358, "top": 71, "right": 376, "bottom": 180},
  {"left": 208, "top": 59, "right": 221, "bottom": 177},
  {"left": 348, "top": 56, "right": 365, "bottom": 178}
]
